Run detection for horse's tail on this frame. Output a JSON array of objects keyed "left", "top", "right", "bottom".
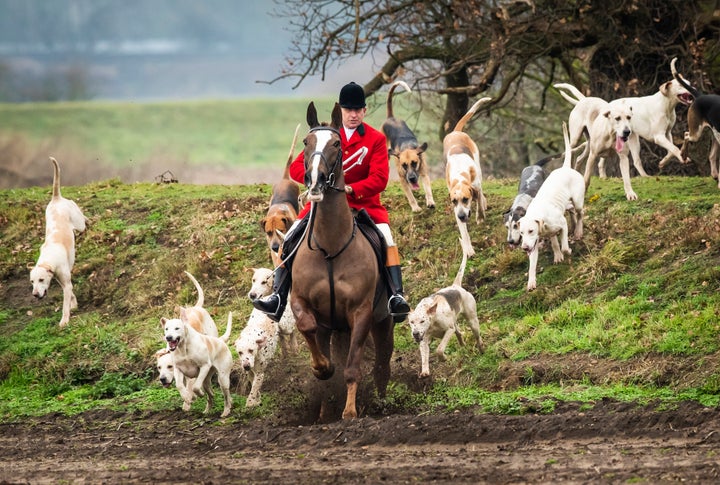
[
  {"left": 50, "top": 157, "right": 61, "bottom": 200},
  {"left": 453, "top": 238, "right": 469, "bottom": 287},
  {"left": 386, "top": 80, "right": 411, "bottom": 118},
  {"left": 184, "top": 271, "right": 205, "bottom": 308},
  {"left": 670, "top": 57, "right": 700, "bottom": 99},
  {"left": 453, "top": 97, "right": 492, "bottom": 132},
  {"left": 283, "top": 123, "right": 301, "bottom": 180},
  {"left": 553, "top": 83, "right": 586, "bottom": 106}
]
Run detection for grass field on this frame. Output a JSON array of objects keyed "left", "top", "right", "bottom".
[
  {"left": 0, "top": 94, "right": 450, "bottom": 187},
  {"left": 1, "top": 171, "right": 719, "bottom": 420}
]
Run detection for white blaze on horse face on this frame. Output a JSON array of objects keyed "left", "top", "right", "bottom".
[{"left": 308, "top": 130, "right": 334, "bottom": 201}]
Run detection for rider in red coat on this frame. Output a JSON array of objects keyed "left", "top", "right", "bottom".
[
  {"left": 289, "top": 114, "right": 390, "bottom": 225},
  {"left": 253, "top": 82, "right": 410, "bottom": 323}
]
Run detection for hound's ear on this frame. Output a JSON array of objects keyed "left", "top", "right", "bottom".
[
  {"left": 659, "top": 81, "right": 672, "bottom": 96},
  {"left": 244, "top": 267, "right": 255, "bottom": 274},
  {"left": 26, "top": 262, "right": 35, "bottom": 269},
  {"left": 418, "top": 142, "right": 428, "bottom": 154},
  {"left": 388, "top": 148, "right": 399, "bottom": 158},
  {"left": 536, "top": 219, "right": 544, "bottom": 232},
  {"left": 427, "top": 301, "right": 439, "bottom": 315},
  {"left": 256, "top": 335, "right": 267, "bottom": 348},
  {"left": 259, "top": 217, "right": 267, "bottom": 230},
  {"left": 160, "top": 317, "right": 167, "bottom": 328}
]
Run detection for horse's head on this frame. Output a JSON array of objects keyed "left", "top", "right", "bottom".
[{"left": 303, "top": 101, "right": 343, "bottom": 202}]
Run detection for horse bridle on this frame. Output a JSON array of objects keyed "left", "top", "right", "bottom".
[{"left": 306, "top": 126, "right": 344, "bottom": 194}]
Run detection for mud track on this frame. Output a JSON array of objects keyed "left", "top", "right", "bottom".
[{"left": 2, "top": 400, "right": 719, "bottom": 483}]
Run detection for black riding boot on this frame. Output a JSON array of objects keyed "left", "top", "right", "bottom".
[
  {"left": 387, "top": 265, "right": 410, "bottom": 323},
  {"left": 252, "top": 266, "right": 291, "bottom": 323}
]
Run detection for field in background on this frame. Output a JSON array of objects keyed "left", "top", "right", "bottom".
[{"left": 0, "top": 95, "right": 448, "bottom": 188}]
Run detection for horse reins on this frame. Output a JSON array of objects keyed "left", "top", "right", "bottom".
[{"left": 305, "top": 125, "right": 357, "bottom": 329}]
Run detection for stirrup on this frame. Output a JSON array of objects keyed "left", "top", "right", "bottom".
[{"left": 388, "top": 294, "right": 410, "bottom": 323}]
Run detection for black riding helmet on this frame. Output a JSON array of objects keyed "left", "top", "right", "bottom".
[{"left": 339, "top": 82, "right": 366, "bottom": 109}]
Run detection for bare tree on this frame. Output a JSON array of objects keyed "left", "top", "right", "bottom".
[{"left": 270, "top": 0, "right": 719, "bottom": 143}]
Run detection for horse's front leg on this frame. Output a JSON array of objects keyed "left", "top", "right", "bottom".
[
  {"left": 342, "top": 310, "right": 374, "bottom": 419},
  {"left": 293, "top": 303, "right": 334, "bottom": 380}
]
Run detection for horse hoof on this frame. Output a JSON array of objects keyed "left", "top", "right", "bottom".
[{"left": 313, "top": 364, "right": 335, "bottom": 380}]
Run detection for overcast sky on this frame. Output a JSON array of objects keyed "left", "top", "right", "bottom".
[{"left": 0, "top": 1, "right": 379, "bottom": 100}]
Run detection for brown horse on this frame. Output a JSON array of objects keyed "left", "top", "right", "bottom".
[{"left": 289, "top": 101, "right": 394, "bottom": 420}]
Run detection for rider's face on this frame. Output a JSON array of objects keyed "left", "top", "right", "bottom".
[{"left": 341, "top": 107, "right": 366, "bottom": 130}]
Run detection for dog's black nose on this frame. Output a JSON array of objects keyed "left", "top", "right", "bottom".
[{"left": 622, "top": 129, "right": 630, "bottom": 140}]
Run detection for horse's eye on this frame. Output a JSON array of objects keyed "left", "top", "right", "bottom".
[
  {"left": 303, "top": 138, "right": 308, "bottom": 146},
  {"left": 334, "top": 140, "right": 340, "bottom": 148}
]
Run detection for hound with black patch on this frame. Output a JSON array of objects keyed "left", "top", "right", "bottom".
[
  {"left": 29, "top": 157, "right": 88, "bottom": 327},
  {"left": 518, "top": 122, "right": 584, "bottom": 291},
  {"left": 504, "top": 156, "right": 553, "bottom": 248},
  {"left": 381, "top": 80, "right": 434, "bottom": 212},
  {"left": 671, "top": 57, "right": 720, "bottom": 187},
  {"left": 407, "top": 240, "right": 483, "bottom": 378},
  {"left": 443, "top": 97, "right": 492, "bottom": 256}
]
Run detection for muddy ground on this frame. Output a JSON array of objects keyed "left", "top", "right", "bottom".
[{"left": 1, "top": 399, "right": 719, "bottom": 484}]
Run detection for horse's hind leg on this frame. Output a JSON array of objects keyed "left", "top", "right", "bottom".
[{"left": 370, "top": 316, "right": 394, "bottom": 398}]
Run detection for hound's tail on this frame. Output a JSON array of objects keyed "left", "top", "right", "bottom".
[
  {"left": 562, "top": 121, "right": 573, "bottom": 169},
  {"left": 553, "top": 83, "right": 586, "bottom": 106},
  {"left": 670, "top": 57, "right": 699, "bottom": 99},
  {"left": 221, "top": 312, "right": 233, "bottom": 343},
  {"left": 453, "top": 238, "right": 470, "bottom": 287},
  {"left": 283, "top": 123, "right": 301, "bottom": 180},
  {"left": 534, "top": 140, "right": 588, "bottom": 168},
  {"left": 50, "top": 157, "right": 61, "bottom": 200},
  {"left": 184, "top": 271, "right": 205, "bottom": 308},
  {"left": 386, "top": 80, "right": 412, "bottom": 118},
  {"left": 453, "top": 97, "right": 492, "bottom": 132}
]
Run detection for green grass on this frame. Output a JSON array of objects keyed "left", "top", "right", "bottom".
[
  {"left": 0, "top": 95, "right": 446, "bottom": 173},
  {"left": 1, "top": 110, "right": 720, "bottom": 421}
]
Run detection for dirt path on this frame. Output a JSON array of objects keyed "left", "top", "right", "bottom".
[{"left": 2, "top": 400, "right": 719, "bottom": 484}]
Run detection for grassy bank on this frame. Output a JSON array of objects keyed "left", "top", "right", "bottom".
[{"left": 1, "top": 172, "right": 719, "bottom": 421}]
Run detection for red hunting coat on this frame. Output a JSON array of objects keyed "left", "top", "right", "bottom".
[{"left": 289, "top": 122, "right": 390, "bottom": 225}]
